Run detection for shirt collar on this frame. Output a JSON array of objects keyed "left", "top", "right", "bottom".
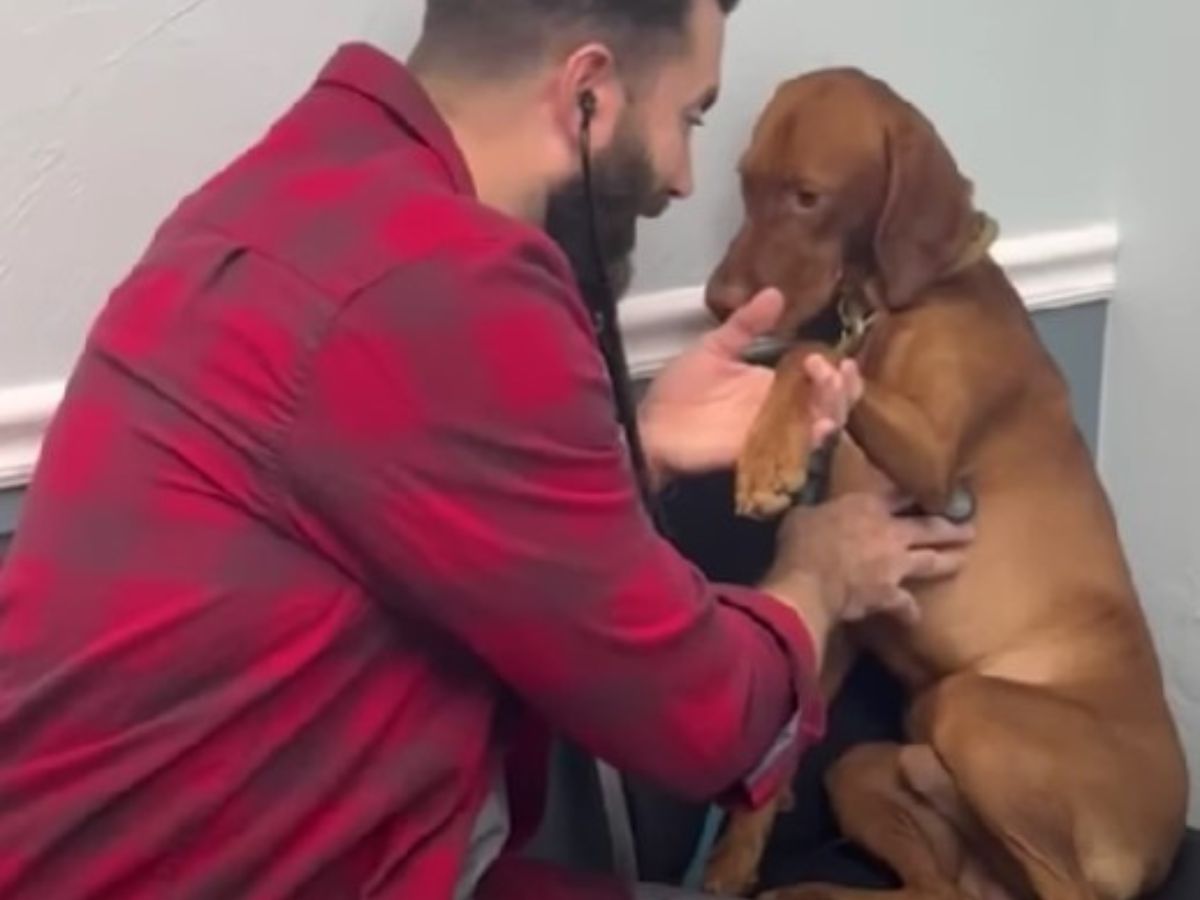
[{"left": 316, "top": 42, "right": 476, "bottom": 197}]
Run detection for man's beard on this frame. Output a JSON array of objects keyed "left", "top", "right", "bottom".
[{"left": 543, "top": 117, "right": 667, "bottom": 307}]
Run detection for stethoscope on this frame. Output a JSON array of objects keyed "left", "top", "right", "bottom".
[
  {"left": 576, "top": 89, "right": 669, "bottom": 535},
  {"left": 574, "top": 90, "right": 836, "bottom": 892},
  {"left": 575, "top": 86, "right": 672, "bottom": 886}
]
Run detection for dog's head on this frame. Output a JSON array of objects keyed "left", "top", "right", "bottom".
[{"left": 705, "top": 68, "right": 978, "bottom": 334}]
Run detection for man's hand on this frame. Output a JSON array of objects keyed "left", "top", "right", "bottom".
[
  {"left": 638, "top": 288, "right": 863, "bottom": 486},
  {"left": 760, "top": 493, "right": 974, "bottom": 659}
]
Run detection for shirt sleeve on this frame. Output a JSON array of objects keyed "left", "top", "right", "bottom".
[{"left": 275, "top": 231, "right": 824, "bottom": 804}]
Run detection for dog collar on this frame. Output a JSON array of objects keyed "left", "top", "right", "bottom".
[
  {"left": 945, "top": 211, "right": 1000, "bottom": 278},
  {"left": 836, "top": 281, "right": 878, "bottom": 356}
]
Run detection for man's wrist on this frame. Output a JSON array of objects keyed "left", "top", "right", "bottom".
[
  {"left": 646, "top": 457, "right": 671, "bottom": 493},
  {"left": 636, "top": 413, "right": 673, "bottom": 493},
  {"left": 759, "top": 571, "right": 837, "bottom": 668}
]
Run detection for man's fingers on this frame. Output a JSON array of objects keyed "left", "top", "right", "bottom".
[
  {"left": 812, "top": 418, "right": 837, "bottom": 445},
  {"left": 804, "top": 356, "right": 864, "bottom": 443},
  {"left": 903, "top": 548, "right": 969, "bottom": 581},
  {"left": 843, "top": 587, "right": 920, "bottom": 624},
  {"left": 840, "top": 360, "right": 865, "bottom": 404},
  {"left": 883, "top": 588, "right": 921, "bottom": 625},
  {"left": 803, "top": 353, "right": 836, "bottom": 381},
  {"left": 902, "top": 516, "right": 976, "bottom": 548},
  {"left": 706, "top": 287, "right": 784, "bottom": 357},
  {"left": 804, "top": 356, "right": 837, "bottom": 403},
  {"left": 805, "top": 353, "right": 853, "bottom": 435}
]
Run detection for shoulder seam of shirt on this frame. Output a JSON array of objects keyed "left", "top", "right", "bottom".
[
  {"left": 178, "top": 214, "right": 370, "bottom": 304},
  {"left": 159, "top": 216, "right": 370, "bottom": 535}
]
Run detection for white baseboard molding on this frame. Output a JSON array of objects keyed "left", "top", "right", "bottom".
[
  {"left": 0, "top": 381, "right": 64, "bottom": 491},
  {"left": 623, "top": 221, "right": 1118, "bottom": 379},
  {"left": 0, "top": 221, "right": 1117, "bottom": 492}
]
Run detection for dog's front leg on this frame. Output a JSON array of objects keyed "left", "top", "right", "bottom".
[
  {"left": 701, "top": 632, "right": 861, "bottom": 897},
  {"left": 702, "top": 790, "right": 790, "bottom": 897},
  {"left": 848, "top": 384, "right": 962, "bottom": 516},
  {"left": 736, "top": 345, "right": 979, "bottom": 523},
  {"left": 844, "top": 318, "right": 1016, "bottom": 520},
  {"left": 735, "top": 343, "right": 829, "bottom": 520}
]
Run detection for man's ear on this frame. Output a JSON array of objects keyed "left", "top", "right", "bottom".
[
  {"left": 872, "top": 104, "right": 976, "bottom": 309},
  {"left": 553, "top": 42, "right": 624, "bottom": 149}
]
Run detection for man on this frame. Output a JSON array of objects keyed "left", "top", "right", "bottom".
[{"left": 0, "top": 1, "right": 971, "bottom": 897}]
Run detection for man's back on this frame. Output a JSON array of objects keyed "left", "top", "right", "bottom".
[{"left": 0, "top": 43, "right": 560, "bottom": 899}]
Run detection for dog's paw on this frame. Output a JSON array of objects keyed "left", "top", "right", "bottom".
[
  {"left": 703, "top": 844, "right": 762, "bottom": 897},
  {"left": 735, "top": 412, "right": 811, "bottom": 520}
]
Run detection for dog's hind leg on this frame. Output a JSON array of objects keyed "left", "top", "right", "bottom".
[
  {"left": 759, "top": 742, "right": 983, "bottom": 900},
  {"left": 917, "top": 674, "right": 1159, "bottom": 900}
]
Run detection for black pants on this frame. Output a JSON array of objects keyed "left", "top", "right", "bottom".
[
  {"left": 633, "top": 887, "right": 724, "bottom": 899},
  {"left": 632, "top": 838, "right": 894, "bottom": 897}
]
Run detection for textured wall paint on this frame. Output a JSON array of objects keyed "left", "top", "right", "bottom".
[
  {"left": 632, "top": 0, "right": 1118, "bottom": 293},
  {"left": 0, "top": 0, "right": 422, "bottom": 388},
  {"left": 1, "top": 0, "right": 1113, "bottom": 392},
  {"left": 1102, "top": 0, "right": 1200, "bottom": 823}
]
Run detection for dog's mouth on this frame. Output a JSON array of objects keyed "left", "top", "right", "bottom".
[
  {"left": 795, "top": 298, "right": 846, "bottom": 344},
  {"left": 774, "top": 261, "right": 846, "bottom": 338},
  {"left": 743, "top": 280, "right": 846, "bottom": 366}
]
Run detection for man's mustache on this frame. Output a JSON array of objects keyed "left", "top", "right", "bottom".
[{"left": 641, "top": 191, "right": 671, "bottom": 219}]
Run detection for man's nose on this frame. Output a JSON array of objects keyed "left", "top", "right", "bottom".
[{"left": 668, "top": 153, "right": 695, "bottom": 199}]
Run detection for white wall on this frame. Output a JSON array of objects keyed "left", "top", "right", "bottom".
[
  {"left": 0, "top": 0, "right": 422, "bottom": 390},
  {"left": 637, "top": 0, "right": 1118, "bottom": 292},
  {"left": 0, "top": 0, "right": 1114, "bottom": 394},
  {"left": 1101, "top": 0, "right": 1200, "bottom": 823}
]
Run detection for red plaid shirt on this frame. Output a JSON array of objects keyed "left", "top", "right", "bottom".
[{"left": 0, "top": 44, "right": 823, "bottom": 899}]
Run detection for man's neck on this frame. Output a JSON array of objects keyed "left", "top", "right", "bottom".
[{"left": 414, "top": 70, "right": 554, "bottom": 225}]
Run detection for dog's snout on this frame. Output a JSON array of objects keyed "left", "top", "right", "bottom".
[{"left": 704, "top": 279, "right": 754, "bottom": 321}]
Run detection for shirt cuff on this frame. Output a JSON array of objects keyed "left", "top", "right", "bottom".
[{"left": 716, "top": 585, "right": 827, "bottom": 809}]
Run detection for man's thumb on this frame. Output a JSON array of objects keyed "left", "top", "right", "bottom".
[{"left": 706, "top": 287, "right": 784, "bottom": 357}]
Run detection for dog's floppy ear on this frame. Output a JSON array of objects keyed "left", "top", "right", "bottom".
[{"left": 872, "top": 103, "right": 976, "bottom": 309}]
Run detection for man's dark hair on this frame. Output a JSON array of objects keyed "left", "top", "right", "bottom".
[{"left": 411, "top": 0, "right": 740, "bottom": 78}]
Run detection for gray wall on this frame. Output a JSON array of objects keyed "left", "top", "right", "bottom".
[
  {"left": 0, "top": 489, "right": 21, "bottom": 540},
  {"left": 1034, "top": 302, "right": 1106, "bottom": 456},
  {"left": 1102, "top": 0, "right": 1200, "bottom": 824}
]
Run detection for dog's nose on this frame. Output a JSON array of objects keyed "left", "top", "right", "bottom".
[{"left": 704, "top": 279, "right": 754, "bottom": 321}]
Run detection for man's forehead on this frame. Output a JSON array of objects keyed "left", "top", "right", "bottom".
[
  {"left": 690, "top": 0, "right": 726, "bottom": 77},
  {"left": 667, "top": 0, "right": 724, "bottom": 100}
]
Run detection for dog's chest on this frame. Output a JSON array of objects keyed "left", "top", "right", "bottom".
[{"left": 851, "top": 586, "right": 993, "bottom": 690}]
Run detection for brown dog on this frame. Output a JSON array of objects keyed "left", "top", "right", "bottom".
[{"left": 698, "top": 68, "right": 1189, "bottom": 900}]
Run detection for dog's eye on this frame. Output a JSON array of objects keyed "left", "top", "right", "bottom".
[{"left": 791, "top": 188, "right": 821, "bottom": 211}]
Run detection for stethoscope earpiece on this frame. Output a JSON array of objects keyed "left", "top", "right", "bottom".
[{"left": 578, "top": 89, "right": 598, "bottom": 126}]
